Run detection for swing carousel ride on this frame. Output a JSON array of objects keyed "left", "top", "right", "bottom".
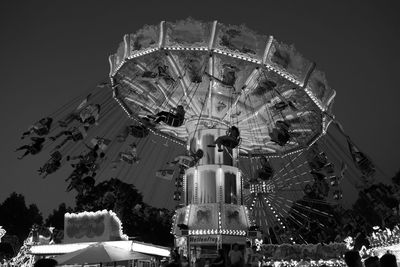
[{"left": 17, "top": 19, "right": 377, "bottom": 245}]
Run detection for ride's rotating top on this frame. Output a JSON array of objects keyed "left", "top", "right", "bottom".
[{"left": 110, "top": 19, "right": 335, "bottom": 157}]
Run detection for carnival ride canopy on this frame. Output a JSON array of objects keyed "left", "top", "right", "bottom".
[{"left": 110, "top": 19, "right": 335, "bottom": 156}]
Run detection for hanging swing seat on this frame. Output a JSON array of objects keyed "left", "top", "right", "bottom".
[
  {"left": 354, "top": 153, "right": 376, "bottom": 177},
  {"left": 171, "top": 155, "right": 195, "bottom": 168},
  {"left": 139, "top": 71, "right": 158, "bottom": 81},
  {"left": 38, "top": 158, "right": 61, "bottom": 177},
  {"left": 120, "top": 153, "right": 139, "bottom": 164},
  {"left": 163, "top": 115, "right": 184, "bottom": 127},
  {"left": 33, "top": 126, "right": 51, "bottom": 136},
  {"left": 81, "top": 116, "right": 96, "bottom": 125},
  {"left": 270, "top": 129, "right": 290, "bottom": 146}
]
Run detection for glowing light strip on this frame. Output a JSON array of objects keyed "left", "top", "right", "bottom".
[{"left": 188, "top": 229, "right": 242, "bottom": 235}]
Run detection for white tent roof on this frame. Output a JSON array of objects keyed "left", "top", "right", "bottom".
[
  {"left": 54, "top": 242, "right": 152, "bottom": 265},
  {"left": 29, "top": 240, "right": 170, "bottom": 257}
]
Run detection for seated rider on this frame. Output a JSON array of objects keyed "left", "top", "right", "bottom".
[
  {"left": 50, "top": 126, "right": 88, "bottom": 150},
  {"left": 304, "top": 184, "right": 315, "bottom": 198},
  {"left": 186, "top": 58, "right": 203, "bottom": 83},
  {"left": 21, "top": 117, "right": 53, "bottom": 139},
  {"left": 15, "top": 137, "right": 46, "bottom": 159},
  {"left": 116, "top": 124, "right": 149, "bottom": 142},
  {"left": 352, "top": 150, "right": 375, "bottom": 177},
  {"left": 140, "top": 65, "right": 174, "bottom": 84},
  {"left": 129, "top": 124, "right": 149, "bottom": 138},
  {"left": 66, "top": 162, "right": 90, "bottom": 182},
  {"left": 313, "top": 179, "right": 330, "bottom": 198},
  {"left": 112, "top": 143, "right": 140, "bottom": 168},
  {"left": 59, "top": 104, "right": 100, "bottom": 128},
  {"left": 38, "top": 151, "right": 62, "bottom": 178},
  {"left": 209, "top": 126, "right": 240, "bottom": 152},
  {"left": 79, "top": 104, "right": 100, "bottom": 126},
  {"left": 65, "top": 158, "right": 96, "bottom": 190},
  {"left": 157, "top": 65, "right": 175, "bottom": 84},
  {"left": 153, "top": 105, "right": 185, "bottom": 127},
  {"left": 67, "top": 144, "right": 105, "bottom": 166},
  {"left": 222, "top": 65, "right": 237, "bottom": 87},
  {"left": 269, "top": 120, "right": 290, "bottom": 146},
  {"left": 66, "top": 174, "right": 95, "bottom": 193},
  {"left": 141, "top": 70, "right": 158, "bottom": 79},
  {"left": 273, "top": 101, "right": 297, "bottom": 112},
  {"left": 308, "top": 151, "right": 329, "bottom": 170},
  {"left": 168, "top": 155, "right": 195, "bottom": 169},
  {"left": 116, "top": 125, "right": 131, "bottom": 142},
  {"left": 167, "top": 149, "right": 204, "bottom": 169},
  {"left": 66, "top": 176, "right": 83, "bottom": 193}
]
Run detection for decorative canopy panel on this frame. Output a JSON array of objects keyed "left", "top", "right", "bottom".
[
  {"left": 172, "top": 204, "right": 251, "bottom": 236},
  {"left": 110, "top": 19, "right": 335, "bottom": 157}
]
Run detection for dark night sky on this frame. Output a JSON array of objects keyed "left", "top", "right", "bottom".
[{"left": 0, "top": 0, "right": 399, "bottom": 217}]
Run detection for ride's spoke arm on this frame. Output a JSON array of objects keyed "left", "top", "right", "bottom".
[
  {"left": 207, "top": 53, "right": 215, "bottom": 119},
  {"left": 272, "top": 162, "right": 310, "bottom": 186},
  {"left": 133, "top": 61, "right": 178, "bottom": 111},
  {"left": 165, "top": 52, "right": 201, "bottom": 116},
  {"left": 221, "top": 68, "right": 260, "bottom": 122},
  {"left": 290, "top": 199, "right": 332, "bottom": 218},
  {"left": 267, "top": 195, "right": 308, "bottom": 228},
  {"left": 120, "top": 79, "right": 158, "bottom": 108}
]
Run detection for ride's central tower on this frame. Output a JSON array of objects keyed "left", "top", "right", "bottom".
[
  {"left": 171, "top": 119, "right": 252, "bottom": 261},
  {"left": 184, "top": 119, "right": 243, "bottom": 205}
]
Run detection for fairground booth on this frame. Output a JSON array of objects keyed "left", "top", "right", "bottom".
[{"left": 26, "top": 210, "right": 170, "bottom": 267}]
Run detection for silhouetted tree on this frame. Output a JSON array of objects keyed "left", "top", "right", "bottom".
[
  {"left": 0, "top": 192, "right": 43, "bottom": 244},
  {"left": 45, "top": 203, "right": 73, "bottom": 230},
  {"left": 74, "top": 178, "right": 173, "bottom": 246},
  {"left": 28, "top": 204, "right": 43, "bottom": 226},
  {"left": 392, "top": 169, "right": 400, "bottom": 186},
  {"left": 126, "top": 205, "right": 174, "bottom": 246},
  {"left": 0, "top": 242, "right": 14, "bottom": 259}
]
